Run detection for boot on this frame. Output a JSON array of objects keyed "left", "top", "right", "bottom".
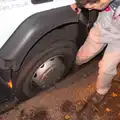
[{"left": 78, "top": 92, "right": 105, "bottom": 120}]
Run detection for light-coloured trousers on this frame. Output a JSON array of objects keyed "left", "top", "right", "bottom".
[{"left": 76, "top": 8, "right": 120, "bottom": 95}]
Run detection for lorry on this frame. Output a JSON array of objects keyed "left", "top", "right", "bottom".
[{"left": 0, "top": 0, "right": 98, "bottom": 113}]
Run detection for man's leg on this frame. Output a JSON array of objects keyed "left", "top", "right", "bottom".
[
  {"left": 78, "top": 44, "right": 120, "bottom": 120},
  {"left": 86, "top": 44, "right": 120, "bottom": 108},
  {"left": 76, "top": 24, "right": 106, "bottom": 66},
  {"left": 96, "top": 44, "right": 120, "bottom": 95}
]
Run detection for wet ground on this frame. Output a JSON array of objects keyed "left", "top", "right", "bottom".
[
  {"left": 95, "top": 81, "right": 120, "bottom": 120},
  {"left": 1, "top": 56, "right": 120, "bottom": 120}
]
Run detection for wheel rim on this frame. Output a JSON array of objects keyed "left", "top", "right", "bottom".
[{"left": 30, "top": 56, "right": 65, "bottom": 89}]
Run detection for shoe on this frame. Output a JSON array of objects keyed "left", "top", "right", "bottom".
[
  {"left": 85, "top": 92, "right": 105, "bottom": 112},
  {"left": 90, "top": 92, "right": 105, "bottom": 105},
  {"left": 78, "top": 92, "right": 105, "bottom": 120}
]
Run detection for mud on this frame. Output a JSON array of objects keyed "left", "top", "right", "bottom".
[
  {"left": 61, "top": 100, "right": 76, "bottom": 113},
  {"left": 2, "top": 58, "right": 120, "bottom": 120},
  {"left": 95, "top": 81, "right": 120, "bottom": 120},
  {"left": 18, "top": 81, "right": 120, "bottom": 120},
  {"left": 19, "top": 107, "right": 52, "bottom": 120}
]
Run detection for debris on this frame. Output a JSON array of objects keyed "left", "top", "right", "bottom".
[
  {"left": 61, "top": 100, "right": 76, "bottom": 113},
  {"left": 105, "top": 108, "right": 111, "bottom": 112},
  {"left": 112, "top": 92, "right": 118, "bottom": 97},
  {"left": 65, "top": 115, "right": 70, "bottom": 120}
]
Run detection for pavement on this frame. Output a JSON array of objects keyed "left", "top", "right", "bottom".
[
  {"left": 0, "top": 56, "right": 120, "bottom": 120},
  {"left": 94, "top": 81, "right": 120, "bottom": 120}
]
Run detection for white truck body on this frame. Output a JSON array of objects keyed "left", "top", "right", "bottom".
[{"left": 0, "top": 0, "right": 75, "bottom": 49}]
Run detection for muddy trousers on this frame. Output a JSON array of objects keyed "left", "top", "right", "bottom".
[{"left": 76, "top": 24, "right": 120, "bottom": 95}]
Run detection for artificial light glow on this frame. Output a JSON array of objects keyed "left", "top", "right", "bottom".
[{"left": 8, "top": 80, "right": 13, "bottom": 89}]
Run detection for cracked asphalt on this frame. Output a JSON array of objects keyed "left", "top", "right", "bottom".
[{"left": 1, "top": 56, "right": 120, "bottom": 120}]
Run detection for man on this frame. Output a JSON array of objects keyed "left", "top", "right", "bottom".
[{"left": 70, "top": 0, "right": 120, "bottom": 117}]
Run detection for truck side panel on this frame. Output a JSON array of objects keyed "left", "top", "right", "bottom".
[
  {"left": 0, "top": 6, "right": 79, "bottom": 71},
  {"left": 0, "top": 0, "right": 75, "bottom": 49}
]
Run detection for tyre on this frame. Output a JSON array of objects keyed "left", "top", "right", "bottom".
[{"left": 15, "top": 24, "right": 78, "bottom": 100}]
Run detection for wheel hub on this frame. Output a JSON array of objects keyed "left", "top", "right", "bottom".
[{"left": 31, "top": 57, "right": 65, "bottom": 89}]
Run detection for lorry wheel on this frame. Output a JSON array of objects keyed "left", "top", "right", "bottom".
[{"left": 16, "top": 24, "right": 78, "bottom": 100}]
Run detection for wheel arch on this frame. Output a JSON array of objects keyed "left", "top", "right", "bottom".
[{"left": 0, "top": 6, "right": 80, "bottom": 71}]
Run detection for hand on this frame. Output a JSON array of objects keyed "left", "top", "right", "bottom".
[
  {"left": 84, "top": 0, "right": 111, "bottom": 10},
  {"left": 70, "top": 4, "right": 81, "bottom": 14}
]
